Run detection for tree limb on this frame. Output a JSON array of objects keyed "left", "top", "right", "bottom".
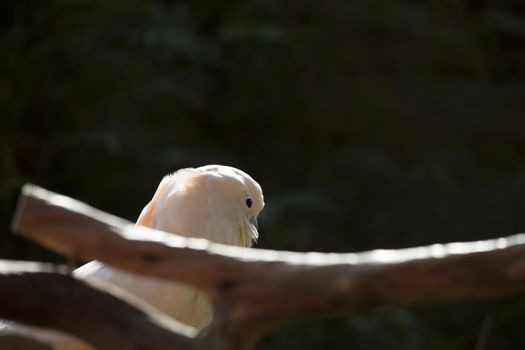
[
  {"left": 0, "top": 333, "right": 53, "bottom": 350},
  {"left": 0, "top": 260, "right": 219, "bottom": 350},
  {"left": 10, "top": 184, "right": 525, "bottom": 349}
]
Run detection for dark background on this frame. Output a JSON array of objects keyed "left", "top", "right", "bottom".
[{"left": 2, "top": 1, "right": 525, "bottom": 349}]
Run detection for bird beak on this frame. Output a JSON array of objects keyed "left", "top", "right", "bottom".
[{"left": 250, "top": 216, "right": 258, "bottom": 230}]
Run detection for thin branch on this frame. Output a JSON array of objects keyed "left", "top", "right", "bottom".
[
  {"left": 475, "top": 305, "right": 495, "bottom": 350},
  {"left": 0, "top": 260, "right": 220, "bottom": 350},
  {"left": 10, "top": 184, "right": 525, "bottom": 349}
]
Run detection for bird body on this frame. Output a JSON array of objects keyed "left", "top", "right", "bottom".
[
  {"left": 74, "top": 165, "right": 264, "bottom": 329},
  {"left": 74, "top": 261, "right": 213, "bottom": 328}
]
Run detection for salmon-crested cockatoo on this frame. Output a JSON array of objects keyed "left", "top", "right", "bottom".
[{"left": 75, "top": 165, "right": 264, "bottom": 330}]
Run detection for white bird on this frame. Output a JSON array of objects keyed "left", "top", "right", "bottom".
[
  {"left": 2, "top": 164, "right": 264, "bottom": 350},
  {"left": 75, "top": 164, "right": 264, "bottom": 329}
]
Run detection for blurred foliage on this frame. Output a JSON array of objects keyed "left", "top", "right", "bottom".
[{"left": 2, "top": 0, "right": 525, "bottom": 349}]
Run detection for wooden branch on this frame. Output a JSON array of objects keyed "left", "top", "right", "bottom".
[
  {"left": 10, "top": 184, "right": 525, "bottom": 349},
  {"left": 0, "top": 335, "right": 52, "bottom": 350},
  {"left": 0, "top": 332, "right": 53, "bottom": 350},
  {"left": 0, "top": 260, "right": 219, "bottom": 350}
]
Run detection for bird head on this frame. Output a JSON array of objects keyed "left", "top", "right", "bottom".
[{"left": 137, "top": 165, "right": 264, "bottom": 247}]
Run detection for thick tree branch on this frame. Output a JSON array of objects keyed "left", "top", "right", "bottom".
[
  {"left": 0, "top": 260, "right": 219, "bottom": 350},
  {"left": 10, "top": 184, "right": 525, "bottom": 349},
  {"left": 0, "top": 334, "right": 52, "bottom": 350}
]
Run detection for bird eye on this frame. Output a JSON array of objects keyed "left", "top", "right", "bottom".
[{"left": 245, "top": 198, "right": 253, "bottom": 208}]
